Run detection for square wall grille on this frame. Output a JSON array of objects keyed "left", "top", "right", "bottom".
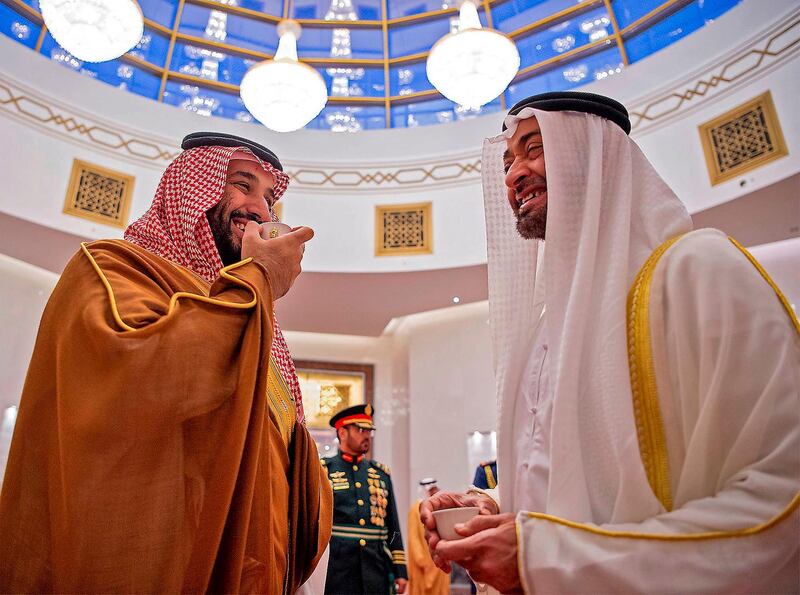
[
  {"left": 375, "top": 202, "right": 433, "bottom": 256},
  {"left": 63, "top": 159, "right": 135, "bottom": 228},
  {"left": 699, "top": 91, "right": 788, "bottom": 186}
]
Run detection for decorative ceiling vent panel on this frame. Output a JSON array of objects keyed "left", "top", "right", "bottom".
[
  {"left": 699, "top": 91, "right": 788, "bottom": 186},
  {"left": 63, "top": 159, "right": 135, "bottom": 228},
  {"left": 375, "top": 202, "right": 433, "bottom": 256}
]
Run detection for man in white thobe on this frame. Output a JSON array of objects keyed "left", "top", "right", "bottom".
[{"left": 420, "top": 91, "right": 800, "bottom": 593}]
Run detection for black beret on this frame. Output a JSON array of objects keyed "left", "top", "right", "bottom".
[
  {"left": 503, "top": 91, "right": 631, "bottom": 135},
  {"left": 181, "top": 131, "right": 284, "bottom": 171}
]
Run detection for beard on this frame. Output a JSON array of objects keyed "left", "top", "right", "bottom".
[
  {"left": 348, "top": 435, "right": 371, "bottom": 455},
  {"left": 516, "top": 202, "right": 547, "bottom": 240},
  {"left": 206, "top": 194, "right": 241, "bottom": 266}
]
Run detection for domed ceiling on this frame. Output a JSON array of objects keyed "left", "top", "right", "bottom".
[{"left": 2, "top": 0, "right": 739, "bottom": 131}]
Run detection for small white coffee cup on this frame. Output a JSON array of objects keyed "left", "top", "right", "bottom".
[
  {"left": 432, "top": 507, "right": 480, "bottom": 540},
  {"left": 260, "top": 221, "right": 291, "bottom": 239}
]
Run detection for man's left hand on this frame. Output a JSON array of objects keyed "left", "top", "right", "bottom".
[
  {"left": 435, "top": 512, "right": 523, "bottom": 593},
  {"left": 394, "top": 577, "right": 408, "bottom": 593}
]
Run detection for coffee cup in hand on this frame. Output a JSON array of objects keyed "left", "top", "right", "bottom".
[
  {"left": 260, "top": 221, "right": 292, "bottom": 239},
  {"left": 432, "top": 507, "right": 480, "bottom": 540}
]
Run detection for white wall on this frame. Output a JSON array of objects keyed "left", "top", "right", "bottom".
[
  {"left": 0, "top": 255, "right": 57, "bottom": 412},
  {"left": 749, "top": 238, "right": 800, "bottom": 312},
  {"left": 0, "top": 255, "right": 57, "bottom": 480},
  {"left": 403, "top": 302, "right": 496, "bottom": 497}
]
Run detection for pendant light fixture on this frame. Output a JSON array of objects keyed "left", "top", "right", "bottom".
[
  {"left": 239, "top": 19, "right": 328, "bottom": 132},
  {"left": 39, "top": 0, "right": 144, "bottom": 63},
  {"left": 426, "top": 0, "right": 519, "bottom": 109}
]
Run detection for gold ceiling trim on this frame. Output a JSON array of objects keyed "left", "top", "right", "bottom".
[
  {"left": 0, "top": 78, "right": 179, "bottom": 164},
  {"left": 0, "top": 74, "right": 481, "bottom": 187},
  {"left": 618, "top": 0, "right": 689, "bottom": 39},
  {"left": 160, "top": 0, "right": 187, "bottom": 101},
  {"left": 289, "top": 158, "right": 481, "bottom": 189},
  {"left": 628, "top": 15, "right": 800, "bottom": 131},
  {"left": 603, "top": 0, "right": 629, "bottom": 66},
  {"left": 184, "top": 0, "right": 504, "bottom": 28}
]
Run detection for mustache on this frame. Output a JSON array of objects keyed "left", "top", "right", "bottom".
[
  {"left": 515, "top": 179, "right": 547, "bottom": 197},
  {"left": 230, "top": 209, "right": 264, "bottom": 225}
]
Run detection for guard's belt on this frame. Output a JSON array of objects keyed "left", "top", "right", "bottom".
[{"left": 332, "top": 524, "right": 389, "bottom": 541}]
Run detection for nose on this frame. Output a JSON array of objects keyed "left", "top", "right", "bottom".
[
  {"left": 242, "top": 196, "right": 271, "bottom": 223},
  {"left": 505, "top": 160, "right": 530, "bottom": 193}
]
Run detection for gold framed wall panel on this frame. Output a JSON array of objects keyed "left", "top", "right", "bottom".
[
  {"left": 698, "top": 91, "right": 788, "bottom": 186},
  {"left": 294, "top": 360, "right": 375, "bottom": 458},
  {"left": 62, "top": 159, "right": 135, "bottom": 228},
  {"left": 375, "top": 201, "right": 433, "bottom": 256}
]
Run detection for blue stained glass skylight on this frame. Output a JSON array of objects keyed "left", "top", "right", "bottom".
[
  {"left": 1, "top": 0, "right": 741, "bottom": 131},
  {"left": 138, "top": 0, "right": 179, "bottom": 27},
  {"left": 0, "top": 1, "right": 40, "bottom": 49}
]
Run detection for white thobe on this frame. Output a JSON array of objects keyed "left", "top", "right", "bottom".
[
  {"left": 511, "top": 319, "right": 551, "bottom": 513},
  {"left": 491, "top": 230, "right": 799, "bottom": 594}
]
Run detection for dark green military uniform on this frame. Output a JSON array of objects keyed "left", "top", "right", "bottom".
[{"left": 322, "top": 451, "right": 407, "bottom": 594}]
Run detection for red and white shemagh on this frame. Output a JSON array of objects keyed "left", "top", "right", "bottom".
[{"left": 124, "top": 145, "right": 305, "bottom": 424}]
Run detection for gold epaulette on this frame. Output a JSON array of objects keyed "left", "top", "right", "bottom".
[
  {"left": 320, "top": 458, "right": 327, "bottom": 466},
  {"left": 374, "top": 461, "right": 390, "bottom": 475}
]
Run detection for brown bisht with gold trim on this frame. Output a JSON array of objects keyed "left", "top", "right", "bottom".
[{"left": 0, "top": 239, "right": 332, "bottom": 593}]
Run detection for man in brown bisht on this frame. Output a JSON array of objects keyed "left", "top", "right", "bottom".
[{"left": 0, "top": 132, "right": 332, "bottom": 593}]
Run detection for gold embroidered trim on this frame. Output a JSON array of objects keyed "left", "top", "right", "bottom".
[
  {"left": 267, "top": 357, "right": 296, "bottom": 446},
  {"left": 727, "top": 237, "right": 800, "bottom": 334},
  {"left": 530, "top": 232, "right": 800, "bottom": 542},
  {"left": 81, "top": 242, "right": 258, "bottom": 333},
  {"left": 627, "top": 234, "right": 684, "bottom": 511},
  {"left": 484, "top": 465, "right": 497, "bottom": 489},
  {"left": 523, "top": 492, "right": 800, "bottom": 541},
  {"left": 515, "top": 516, "right": 532, "bottom": 595}
]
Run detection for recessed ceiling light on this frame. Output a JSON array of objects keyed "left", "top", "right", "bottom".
[{"left": 452, "top": 296, "right": 461, "bottom": 303}]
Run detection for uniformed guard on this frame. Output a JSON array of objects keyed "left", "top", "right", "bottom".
[
  {"left": 323, "top": 404, "right": 408, "bottom": 594},
  {"left": 472, "top": 460, "right": 497, "bottom": 490}
]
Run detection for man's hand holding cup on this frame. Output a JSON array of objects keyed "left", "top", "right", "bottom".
[
  {"left": 241, "top": 220, "right": 313, "bottom": 299},
  {"left": 418, "top": 490, "right": 499, "bottom": 572}
]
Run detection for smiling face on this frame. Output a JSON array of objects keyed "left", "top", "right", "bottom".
[
  {"left": 503, "top": 116, "right": 547, "bottom": 240},
  {"left": 206, "top": 158, "right": 276, "bottom": 266}
]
